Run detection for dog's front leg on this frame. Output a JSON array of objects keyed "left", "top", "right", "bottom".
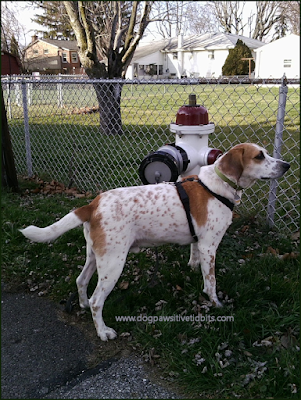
[
  {"left": 188, "top": 242, "right": 200, "bottom": 271},
  {"left": 199, "top": 246, "right": 222, "bottom": 308}
]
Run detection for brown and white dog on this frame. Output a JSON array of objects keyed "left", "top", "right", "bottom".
[{"left": 20, "top": 143, "right": 290, "bottom": 341}]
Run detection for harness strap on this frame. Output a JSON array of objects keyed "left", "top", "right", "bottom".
[
  {"left": 197, "top": 180, "right": 235, "bottom": 211},
  {"left": 174, "top": 181, "right": 198, "bottom": 242},
  {"left": 175, "top": 177, "right": 235, "bottom": 242}
]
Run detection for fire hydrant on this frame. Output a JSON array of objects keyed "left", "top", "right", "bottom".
[{"left": 139, "top": 94, "right": 223, "bottom": 184}]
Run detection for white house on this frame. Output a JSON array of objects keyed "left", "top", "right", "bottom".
[
  {"left": 254, "top": 34, "right": 300, "bottom": 79},
  {"left": 126, "top": 32, "right": 263, "bottom": 79}
]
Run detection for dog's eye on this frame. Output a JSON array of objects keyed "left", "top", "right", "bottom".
[{"left": 254, "top": 151, "right": 265, "bottom": 160}]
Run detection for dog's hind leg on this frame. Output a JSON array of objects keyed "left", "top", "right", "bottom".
[
  {"left": 89, "top": 248, "right": 128, "bottom": 341},
  {"left": 76, "top": 223, "right": 96, "bottom": 309},
  {"left": 76, "top": 243, "right": 96, "bottom": 309}
]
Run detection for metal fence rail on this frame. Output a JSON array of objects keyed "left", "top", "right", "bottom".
[{"left": 1, "top": 75, "right": 299, "bottom": 231}]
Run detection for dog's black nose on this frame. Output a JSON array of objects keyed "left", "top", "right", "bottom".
[{"left": 283, "top": 162, "right": 290, "bottom": 172}]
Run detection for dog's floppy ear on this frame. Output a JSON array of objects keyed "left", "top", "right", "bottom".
[{"left": 218, "top": 147, "right": 244, "bottom": 184}]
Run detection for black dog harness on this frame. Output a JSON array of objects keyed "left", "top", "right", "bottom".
[{"left": 174, "top": 178, "right": 235, "bottom": 242}]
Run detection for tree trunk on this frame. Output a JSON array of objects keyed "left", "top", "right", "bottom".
[
  {"left": 2, "top": 87, "right": 19, "bottom": 192},
  {"left": 63, "top": 1, "right": 151, "bottom": 135},
  {"left": 93, "top": 81, "right": 124, "bottom": 135}
]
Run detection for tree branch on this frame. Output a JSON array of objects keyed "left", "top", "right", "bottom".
[
  {"left": 121, "top": 1, "right": 151, "bottom": 68},
  {"left": 63, "top": 1, "right": 87, "bottom": 50},
  {"left": 78, "top": 1, "right": 96, "bottom": 55}
]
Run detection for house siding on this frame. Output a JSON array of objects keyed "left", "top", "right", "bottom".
[
  {"left": 1, "top": 52, "right": 22, "bottom": 75},
  {"left": 254, "top": 35, "right": 300, "bottom": 79}
]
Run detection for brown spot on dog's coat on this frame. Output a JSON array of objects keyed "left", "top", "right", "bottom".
[
  {"left": 74, "top": 195, "right": 101, "bottom": 222},
  {"left": 218, "top": 143, "right": 263, "bottom": 184},
  {"left": 179, "top": 177, "right": 213, "bottom": 227},
  {"left": 90, "top": 215, "right": 106, "bottom": 257},
  {"left": 218, "top": 147, "right": 244, "bottom": 183},
  {"left": 75, "top": 195, "right": 106, "bottom": 257}
]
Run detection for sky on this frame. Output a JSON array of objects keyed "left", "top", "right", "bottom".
[{"left": 13, "top": 2, "right": 43, "bottom": 46}]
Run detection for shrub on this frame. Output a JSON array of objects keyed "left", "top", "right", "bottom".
[{"left": 222, "top": 39, "right": 255, "bottom": 76}]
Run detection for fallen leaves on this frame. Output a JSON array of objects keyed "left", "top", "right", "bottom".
[
  {"left": 69, "top": 106, "right": 100, "bottom": 115},
  {"left": 22, "top": 176, "right": 94, "bottom": 198},
  {"left": 264, "top": 246, "right": 299, "bottom": 260},
  {"left": 252, "top": 330, "right": 299, "bottom": 351},
  {"left": 118, "top": 280, "right": 129, "bottom": 290},
  {"left": 142, "top": 347, "right": 161, "bottom": 366}
]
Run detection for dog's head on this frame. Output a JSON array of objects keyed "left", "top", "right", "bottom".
[{"left": 216, "top": 143, "right": 290, "bottom": 189}]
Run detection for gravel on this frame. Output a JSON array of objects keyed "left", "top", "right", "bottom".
[
  {"left": 1, "top": 285, "right": 181, "bottom": 399},
  {"left": 46, "top": 356, "right": 181, "bottom": 399}
]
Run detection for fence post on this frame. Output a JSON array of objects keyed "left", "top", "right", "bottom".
[
  {"left": 21, "top": 81, "right": 33, "bottom": 177},
  {"left": 28, "top": 83, "right": 32, "bottom": 106},
  {"left": 7, "top": 83, "right": 12, "bottom": 119},
  {"left": 16, "top": 83, "right": 21, "bottom": 106},
  {"left": 267, "top": 74, "right": 288, "bottom": 227},
  {"left": 58, "top": 74, "right": 63, "bottom": 107}
]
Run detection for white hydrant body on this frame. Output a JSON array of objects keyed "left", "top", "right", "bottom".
[
  {"left": 139, "top": 94, "right": 222, "bottom": 184},
  {"left": 170, "top": 123, "right": 216, "bottom": 177}
]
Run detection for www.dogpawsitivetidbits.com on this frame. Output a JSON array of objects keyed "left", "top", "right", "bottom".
[{"left": 115, "top": 314, "right": 234, "bottom": 324}]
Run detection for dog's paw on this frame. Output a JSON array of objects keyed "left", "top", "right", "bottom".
[
  {"left": 129, "top": 246, "right": 140, "bottom": 253},
  {"left": 212, "top": 299, "right": 223, "bottom": 308},
  {"left": 188, "top": 261, "right": 200, "bottom": 272},
  {"left": 98, "top": 327, "right": 117, "bottom": 341},
  {"left": 78, "top": 295, "right": 90, "bottom": 309},
  {"left": 79, "top": 301, "right": 90, "bottom": 310}
]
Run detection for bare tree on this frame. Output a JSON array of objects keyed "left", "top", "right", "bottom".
[
  {"left": 185, "top": 2, "right": 218, "bottom": 35},
  {"left": 206, "top": 1, "right": 299, "bottom": 41},
  {"left": 251, "top": 1, "right": 282, "bottom": 41},
  {"left": 1, "top": 2, "right": 26, "bottom": 54},
  {"left": 149, "top": 1, "right": 190, "bottom": 38},
  {"left": 208, "top": 1, "right": 247, "bottom": 35},
  {"left": 279, "top": 1, "right": 300, "bottom": 35},
  {"left": 63, "top": 1, "right": 152, "bottom": 135},
  {"left": 150, "top": 1, "right": 218, "bottom": 38}
]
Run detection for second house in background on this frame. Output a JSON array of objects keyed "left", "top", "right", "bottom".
[
  {"left": 126, "top": 32, "right": 263, "bottom": 79},
  {"left": 24, "top": 35, "right": 82, "bottom": 75}
]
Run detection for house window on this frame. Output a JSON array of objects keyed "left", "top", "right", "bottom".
[
  {"left": 159, "top": 65, "right": 163, "bottom": 75},
  {"left": 173, "top": 53, "right": 178, "bottom": 60},
  {"left": 284, "top": 59, "right": 292, "bottom": 68},
  {"left": 208, "top": 50, "right": 214, "bottom": 59},
  {"left": 33, "top": 49, "right": 39, "bottom": 55},
  {"left": 71, "top": 52, "right": 78, "bottom": 63},
  {"left": 62, "top": 52, "right": 68, "bottom": 63},
  {"left": 44, "top": 49, "right": 49, "bottom": 54}
]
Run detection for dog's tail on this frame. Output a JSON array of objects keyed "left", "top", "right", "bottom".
[{"left": 20, "top": 201, "right": 95, "bottom": 243}]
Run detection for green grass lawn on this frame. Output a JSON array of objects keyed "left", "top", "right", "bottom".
[
  {"left": 2, "top": 178, "right": 299, "bottom": 398},
  {"left": 4, "top": 82, "right": 300, "bottom": 232}
]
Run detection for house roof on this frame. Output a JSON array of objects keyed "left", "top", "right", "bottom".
[
  {"left": 132, "top": 38, "right": 176, "bottom": 61},
  {"left": 133, "top": 32, "right": 263, "bottom": 61},
  {"left": 26, "top": 38, "right": 78, "bottom": 51},
  {"left": 253, "top": 34, "right": 300, "bottom": 52}
]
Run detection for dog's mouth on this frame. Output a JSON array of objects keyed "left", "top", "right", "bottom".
[{"left": 260, "top": 177, "right": 270, "bottom": 180}]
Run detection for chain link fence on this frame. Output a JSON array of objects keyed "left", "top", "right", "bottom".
[{"left": 1, "top": 75, "right": 299, "bottom": 231}]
